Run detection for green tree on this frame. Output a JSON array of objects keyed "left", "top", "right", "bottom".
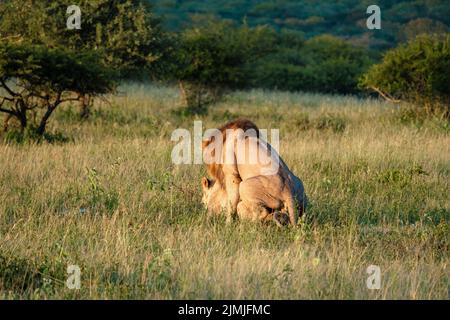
[
  {"left": 174, "top": 20, "right": 275, "bottom": 113},
  {"left": 360, "top": 34, "right": 450, "bottom": 118},
  {"left": 0, "top": 0, "right": 170, "bottom": 118},
  {"left": 0, "top": 0, "right": 167, "bottom": 77},
  {"left": 0, "top": 43, "right": 116, "bottom": 136}
]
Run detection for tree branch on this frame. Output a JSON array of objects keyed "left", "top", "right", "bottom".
[
  {"left": 0, "top": 107, "right": 17, "bottom": 116},
  {"left": 370, "top": 86, "right": 402, "bottom": 104},
  {"left": 0, "top": 97, "right": 17, "bottom": 116},
  {"left": 60, "top": 97, "right": 83, "bottom": 104},
  {"left": 0, "top": 79, "right": 19, "bottom": 97},
  {"left": 0, "top": 105, "right": 18, "bottom": 116}
]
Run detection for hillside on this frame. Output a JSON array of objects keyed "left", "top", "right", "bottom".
[{"left": 150, "top": 0, "right": 450, "bottom": 50}]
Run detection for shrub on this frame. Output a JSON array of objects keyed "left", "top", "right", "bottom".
[
  {"left": 173, "top": 19, "right": 275, "bottom": 113},
  {"left": 360, "top": 34, "right": 450, "bottom": 118},
  {"left": 0, "top": 0, "right": 167, "bottom": 78},
  {"left": 0, "top": 43, "right": 116, "bottom": 136}
]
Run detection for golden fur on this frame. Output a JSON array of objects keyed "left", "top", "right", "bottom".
[{"left": 202, "top": 119, "right": 259, "bottom": 187}]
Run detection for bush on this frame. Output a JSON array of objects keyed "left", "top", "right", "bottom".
[
  {"left": 173, "top": 19, "right": 275, "bottom": 113},
  {"left": 360, "top": 34, "right": 450, "bottom": 118},
  {"left": 0, "top": 43, "right": 116, "bottom": 136},
  {"left": 250, "top": 34, "right": 372, "bottom": 94},
  {"left": 0, "top": 0, "right": 168, "bottom": 78}
]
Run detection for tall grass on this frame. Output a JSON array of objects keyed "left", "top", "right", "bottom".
[{"left": 0, "top": 84, "right": 448, "bottom": 299}]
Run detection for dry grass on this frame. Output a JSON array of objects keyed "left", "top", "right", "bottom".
[{"left": 0, "top": 84, "right": 448, "bottom": 299}]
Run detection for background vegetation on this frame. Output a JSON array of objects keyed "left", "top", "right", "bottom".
[
  {"left": 360, "top": 33, "right": 450, "bottom": 118},
  {"left": 151, "top": 0, "right": 450, "bottom": 50}
]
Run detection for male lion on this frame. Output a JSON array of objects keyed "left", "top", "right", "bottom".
[
  {"left": 201, "top": 176, "right": 291, "bottom": 227},
  {"left": 202, "top": 119, "right": 307, "bottom": 225}
]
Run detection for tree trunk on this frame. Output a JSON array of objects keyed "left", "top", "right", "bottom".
[
  {"left": 79, "top": 94, "right": 92, "bottom": 120},
  {"left": 178, "top": 81, "right": 188, "bottom": 107},
  {"left": 18, "top": 112, "right": 27, "bottom": 131},
  {"left": 37, "top": 106, "right": 56, "bottom": 136}
]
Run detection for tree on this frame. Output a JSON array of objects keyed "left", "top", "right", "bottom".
[
  {"left": 0, "top": 43, "right": 116, "bottom": 136},
  {"left": 0, "top": 0, "right": 170, "bottom": 118},
  {"left": 173, "top": 20, "right": 275, "bottom": 113},
  {"left": 360, "top": 34, "right": 450, "bottom": 118}
]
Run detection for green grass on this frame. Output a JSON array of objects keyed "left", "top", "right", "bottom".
[{"left": 0, "top": 84, "right": 448, "bottom": 299}]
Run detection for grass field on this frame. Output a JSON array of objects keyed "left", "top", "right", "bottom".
[{"left": 0, "top": 84, "right": 449, "bottom": 299}]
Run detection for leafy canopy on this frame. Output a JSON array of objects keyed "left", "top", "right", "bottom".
[
  {"left": 175, "top": 19, "right": 275, "bottom": 89},
  {"left": 360, "top": 33, "right": 450, "bottom": 116},
  {"left": 250, "top": 34, "right": 372, "bottom": 94},
  {"left": 0, "top": 0, "right": 168, "bottom": 78},
  {"left": 0, "top": 43, "right": 116, "bottom": 135},
  {"left": 0, "top": 44, "right": 116, "bottom": 95}
]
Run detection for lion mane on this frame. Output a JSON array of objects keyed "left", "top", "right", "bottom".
[{"left": 202, "top": 119, "right": 259, "bottom": 186}]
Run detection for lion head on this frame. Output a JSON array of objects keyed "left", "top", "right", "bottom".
[{"left": 202, "top": 119, "right": 259, "bottom": 186}]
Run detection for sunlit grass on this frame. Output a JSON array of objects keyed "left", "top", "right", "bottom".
[{"left": 0, "top": 84, "right": 448, "bottom": 299}]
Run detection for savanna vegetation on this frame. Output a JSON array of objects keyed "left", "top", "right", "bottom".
[
  {"left": 360, "top": 34, "right": 450, "bottom": 118},
  {"left": 0, "top": 0, "right": 449, "bottom": 300},
  {"left": 0, "top": 85, "right": 448, "bottom": 299}
]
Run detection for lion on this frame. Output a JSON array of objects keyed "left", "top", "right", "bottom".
[
  {"left": 201, "top": 176, "right": 292, "bottom": 227},
  {"left": 202, "top": 119, "right": 307, "bottom": 225}
]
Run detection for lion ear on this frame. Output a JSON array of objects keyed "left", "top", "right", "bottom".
[{"left": 201, "top": 177, "right": 211, "bottom": 190}]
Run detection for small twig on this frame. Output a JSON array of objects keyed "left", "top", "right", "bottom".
[{"left": 0, "top": 96, "right": 18, "bottom": 116}]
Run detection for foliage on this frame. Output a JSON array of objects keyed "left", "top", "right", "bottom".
[
  {"left": 0, "top": 0, "right": 169, "bottom": 78},
  {"left": 173, "top": 19, "right": 275, "bottom": 112},
  {"left": 0, "top": 43, "right": 116, "bottom": 135},
  {"left": 360, "top": 34, "right": 450, "bottom": 117},
  {"left": 150, "top": 0, "right": 450, "bottom": 50},
  {"left": 0, "top": 85, "right": 448, "bottom": 299},
  {"left": 250, "top": 34, "right": 373, "bottom": 94},
  {"left": 400, "top": 18, "right": 449, "bottom": 41}
]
